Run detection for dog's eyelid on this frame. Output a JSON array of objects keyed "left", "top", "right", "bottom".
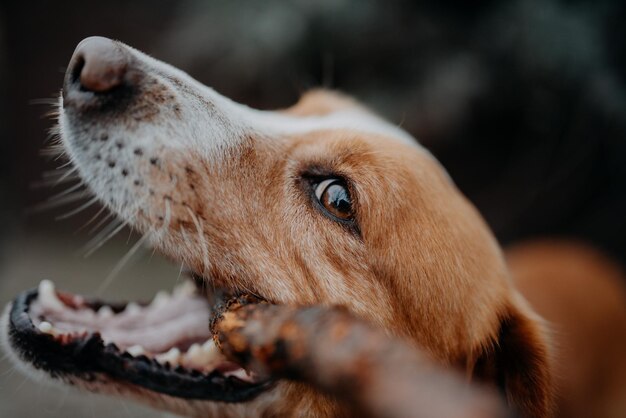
[
  {"left": 308, "top": 177, "right": 356, "bottom": 227},
  {"left": 314, "top": 178, "right": 336, "bottom": 200}
]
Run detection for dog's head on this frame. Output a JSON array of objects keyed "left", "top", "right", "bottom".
[{"left": 2, "top": 37, "right": 553, "bottom": 417}]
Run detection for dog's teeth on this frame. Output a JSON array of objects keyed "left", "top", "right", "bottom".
[
  {"left": 224, "top": 368, "right": 252, "bottom": 381},
  {"left": 39, "top": 279, "right": 54, "bottom": 293},
  {"left": 152, "top": 291, "right": 170, "bottom": 307},
  {"left": 38, "top": 279, "right": 65, "bottom": 311},
  {"left": 202, "top": 339, "right": 218, "bottom": 353},
  {"left": 173, "top": 281, "right": 195, "bottom": 297},
  {"left": 184, "top": 342, "right": 219, "bottom": 367},
  {"left": 98, "top": 305, "right": 114, "bottom": 318},
  {"left": 127, "top": 345, "right": 146, "bottom": 357},
  {"left": 156, "top": 347, "right": 181, "bottom": 365},
  {"left": 125, "top": 302, "right": 141, "bottom": 315},
  {"left": 186, "top": 343, "right": 202, "bottom": 359},
  {"left": 38, "top": 321, "right": 54, "bottom": 334},
  {"left": 202, "top": 339, "right": 220, "bottom": 360}
]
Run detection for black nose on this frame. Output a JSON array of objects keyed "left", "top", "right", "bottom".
[{"left": 67, "top": 37, "right": 128, "bottom": 93}]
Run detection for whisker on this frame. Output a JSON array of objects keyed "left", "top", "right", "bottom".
[
  {"left": 162, "top": 199, "right": 172, "bottom": 232},
  {"left": 397, "top": 111, "right": 407, "bottom": 129},
  {"left": 55, "top": 196, "right": 99, "bottom": 220},
  {"left": 29, "top": 98, "right": 60, "bottom": 106},
  {"left": 118, "top": 398, "right": 134, "bottom": 418},
  {"left": 31, "top": 173, "right": 79, "bottom": 188},
  {"left": 27, "top": 190, "right": 89, "bottom": 213},
  {"left": 39, "top": 144, "right": 65, "bottom": 157},
  {"left": 176, "top": 261, "right": 186, "bottom": 283},
  {"left": 53, "top": 151, "right": 68, "bottom": 162},
  {"left": 150, "top": 199, "right": 172, "bottom": 242},
  {"left": 96, "top": 232, "right": 150, "bottom": 295},
  {"left": 56, "top": 159, "right": 74, "bottom": 169},
  {"left": 13, "top": 375, "right": 30, "bottom": 395},
  {"left": 76, "top": 205, "right": 108, "bottom": 233},
  {"left": 81, "top": 219, "right": 122, "bottom": 253},
  {"left": 46, "top": 181, "right": 84, "bottom": 201},
  {"left": 53, "top": 166, "right": 79, "bottom": 186},
  {"left": 179, "top": 225, "right": 194, "bottom": 266},
  {"left": 185, "top": 206, "right": 209, "bottom": 268},
  {"left": 43, "top": 127, "right": 61, "bottom": 145},
  {"left": 82, "top": 220, "right": 126, "bottom": 258},
  {"left": 46, "top": 135, "right": 61, "bottom": 145},
  {"left": 42, "top": 169, "right": 70, "bottom": 179},
  {"left": 87, "top": 210, "right": 115, "bottom": 235},
  {"left": 48, "top": 122, "right": 61, "bottom": 135},
  {"left": 126, "top": 226, "right": 134, "bottom": 244},
  {"left": 143, "top": 206, "right": 160, "bottom": 261},
  {"left": 41, "top": 169, "right": 67, "bottom": 180},
  {"left": 43, "top": 108, "right": 60, "bottom": 120},
  {"left": 178, "top": 223, "right": 215, "bottom": 296},
  {"left": 0, "top": 363, "right": 18, "bottom": 378}
]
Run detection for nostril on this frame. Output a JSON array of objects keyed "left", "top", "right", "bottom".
[
  {"left": 67, "top": 36, "right": 129, "bottom": 94},
  {"left": 70, "top": 55, "right": 85, "bottom": 86}
]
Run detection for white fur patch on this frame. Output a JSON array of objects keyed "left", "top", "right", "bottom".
[
  {"left": 59, "top": 39, "right": 424, "bottom": 243},
  {"left": 122, "top": 40, "right": 419, "bottom": 152}
]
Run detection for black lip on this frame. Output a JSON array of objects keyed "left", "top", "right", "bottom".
[{"left": 8, "top": 288, "right": 273, "bottom": 402}]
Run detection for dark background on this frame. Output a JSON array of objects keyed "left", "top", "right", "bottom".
[
  {"left": 0, "top": 1, "right": 625, "bottom": 416},
  {"left": 2, "top": 0, "right": 626, "bottom": 263}
]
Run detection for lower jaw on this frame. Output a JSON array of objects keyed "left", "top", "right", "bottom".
[{"left": 5, "top": 281, "right": 273, "bottom": 402}]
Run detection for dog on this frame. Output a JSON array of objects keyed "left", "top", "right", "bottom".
[{"left": 2, "top": 36, "right": 625, "bottom": 417}]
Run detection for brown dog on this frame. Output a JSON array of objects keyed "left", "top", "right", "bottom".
[{"left": 2, "top": 36, "right": 625, "bottom": 417}]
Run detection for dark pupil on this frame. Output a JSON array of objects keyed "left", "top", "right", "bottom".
[{"left": 325, "top": 184, "right": 351, "bottom": 214}]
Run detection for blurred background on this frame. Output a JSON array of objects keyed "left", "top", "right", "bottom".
[{"left": 0, "top": 0, "right": 625, "bottom": 416}]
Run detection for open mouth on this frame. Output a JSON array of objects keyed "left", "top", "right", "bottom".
[{"left": 6, "top": 277, "right": 273, "bottom": 402}]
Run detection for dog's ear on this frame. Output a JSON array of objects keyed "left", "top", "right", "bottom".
[{"left": 473, "top": 298, "right": 555, "bottom": 418}]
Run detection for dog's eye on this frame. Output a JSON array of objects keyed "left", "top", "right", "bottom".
[{"left": 314, "top": 179, "right": 353, "bottom": 220}]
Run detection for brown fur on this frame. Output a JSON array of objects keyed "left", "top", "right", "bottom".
[
  {"left": 508, "top": 241, "right": 626, "bottom": 418},
  {"left": 136, "top": 90, "right": 557, "bottom": 417},
  {"left": 46, "top": 48, "right": 626, "bottom": 416}
]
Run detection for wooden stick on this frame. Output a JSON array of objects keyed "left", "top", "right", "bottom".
[{"left": 211, "top": 296, "right": 509, "bottom": 418}]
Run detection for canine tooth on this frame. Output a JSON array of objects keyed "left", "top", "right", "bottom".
[
  {"left": 173, "top": 281, "right": 195, "bottom": 297},
  {"left": 38, "top": 279, "right": 65, "bottom": 311},
  {"left": 202, "top": 339, "right": 218, "bottom": 352},
  {"left": 152, "top": 290, "right": 170, "bottom": 306},
  {"left": 156, "top": 347, "right": 181, "bottom": 365},
  {"left": 224, "top": 368, "right": 252, "bottom": 381},
  {"left": 39, "top": 279, "right": 54, "bottom": 293},
  {"left": 98, "top": 305, "right": 114, "bottom": 318},
  {"left": 186, "top": 343, "right": 202, "bottom": 359},
  {"left": 202, "top": 340, "right": 220, "bottom": 359},
  {"left": 184, "top": 342, "right": 220, "bottom": 368},
  {"left": 125, "top": 302, "right": 141, "bottom": 314},
  {"left": 38, "top": 321, "right": 54, "bottom": 334},
  {"left": 127, "top": 345, "right": 145, "bottom": 357}
]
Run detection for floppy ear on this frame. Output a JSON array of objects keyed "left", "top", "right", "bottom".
[{"left": 473, "top": 298, "right": 555, "bottom": 418}]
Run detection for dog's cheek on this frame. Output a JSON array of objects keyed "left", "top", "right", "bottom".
[{"left": 267, "top": 382, "right": 350, "bottom": 418}]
